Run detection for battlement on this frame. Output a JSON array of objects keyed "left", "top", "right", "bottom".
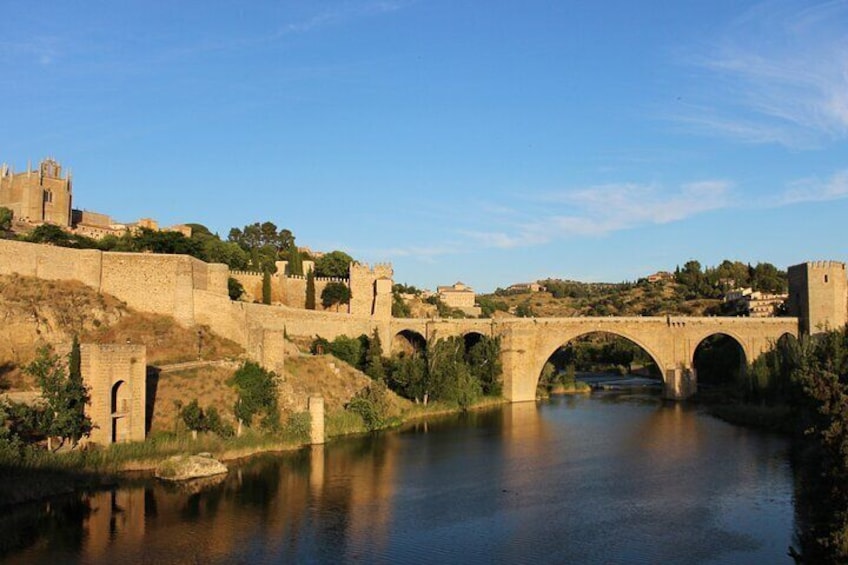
[{"left": 803, "top": 261, "right": 846, "bottom": 271}]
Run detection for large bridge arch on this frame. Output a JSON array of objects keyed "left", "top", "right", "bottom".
[{"left": 533, "top": 329, "right": 667, "bottom": 393}]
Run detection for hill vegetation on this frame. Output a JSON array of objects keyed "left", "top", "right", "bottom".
[{"left": 477, "top": 259, "right": 787, "bottom": 318}]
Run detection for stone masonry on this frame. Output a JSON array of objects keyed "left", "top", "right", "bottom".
[{"left": 81, "top": 344, "right": 147, "bottom": 444}]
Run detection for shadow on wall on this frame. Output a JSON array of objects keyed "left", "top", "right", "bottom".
[{"left": 145, "top": 367, "right": 160, "bottom": 435}]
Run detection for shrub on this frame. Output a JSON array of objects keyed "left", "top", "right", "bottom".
[{"left": 347, "top": 381, "right": 391, "bottom": 431}]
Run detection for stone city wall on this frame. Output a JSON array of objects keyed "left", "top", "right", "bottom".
[{"left": 0, "top": 239, "right": 229, "bottom": 326}]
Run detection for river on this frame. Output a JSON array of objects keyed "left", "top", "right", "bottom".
[{"left": 1, "top": 392, "right": 795, "bottom": 564}]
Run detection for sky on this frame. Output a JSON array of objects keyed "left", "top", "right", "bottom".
[{"left": 2, "top": 1, "right": 847, "bottom": 292}]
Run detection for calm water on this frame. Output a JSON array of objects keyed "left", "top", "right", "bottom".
[{"left": 2, "top": 394, "right": 795, "bottom": 564}]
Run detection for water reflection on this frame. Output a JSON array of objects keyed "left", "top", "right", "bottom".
[{"left": 1, "top": 396, "right": 795, "bottom": 564}]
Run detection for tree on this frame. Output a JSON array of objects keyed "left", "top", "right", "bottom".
[
  {"left": 321, "top": 282, "right": 351, "bottom": 311},
  {"left": 228, "top": 362, "right": 279, "bottom": 435},
  {"left": 262, "top": 269, "right": 272, "bottom": 305},
  {"left": 365, "top": 329, "right": 386, "bottom": 381},
  {"left": 228, "top": 277, "right": 245, "bottom": 301},
  {"left": 24, "top": 343, "right": 92, "bottom": 450},
  {"left": 288, "top": 246, "right": 304, "bottom": 276},
  {"left": 327, "top": 335, "right": 366, "bottom": 369},
  {"left": 466, "top": 336, "right": 503, "bottom": 396},
  {"left": 315, "top": 251, "right": 354, "bottom": 278},
  {"left": 25, "top": 224, "right": 74, "bottom": 247},
  {"left": 0, "top": 206, "right": 12, "bottom": 232},
  {"left": 347, "top": 380, "right": 391, "bottom": 431},
  {"left": 305, "top": 270, "right": 316, "bottom": 310},
  {"left": 387, "top": 352, "right": 428, "bottom": 403},
  {"left": 515, "top": 302, "right": 535, "bottom": 318},
  {"left": 180, "top": 399, "right": 205, "bottom": 439}
]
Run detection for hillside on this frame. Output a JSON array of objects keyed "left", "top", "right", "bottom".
[
  {"left": 479, "top": 279, "right": 722, "bottom": 318},
  {"left": 0, "top": 274, "right": 243, "bottom": 389},
  {"left": 0, "top": 274, "right": 408, "bottom": 435}
]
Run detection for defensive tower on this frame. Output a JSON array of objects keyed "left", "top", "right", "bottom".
[{"left": 787, "top": 261, "right": 848, "bottom": 335}]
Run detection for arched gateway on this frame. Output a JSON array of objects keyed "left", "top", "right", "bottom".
[{"left": 385, "top": 316, "right": 798, "bottom": 402}]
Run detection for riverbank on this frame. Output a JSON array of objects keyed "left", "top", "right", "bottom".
[
  {"left": 0, "top": 396, "right": 507, "bottom": 508},
  {"left": 703, "top": 403, "right": 796, "bottom": 434}
]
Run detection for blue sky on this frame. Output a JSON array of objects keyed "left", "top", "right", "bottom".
[{"left": 2, "top": 1, "right": 847, "bottom": 292}]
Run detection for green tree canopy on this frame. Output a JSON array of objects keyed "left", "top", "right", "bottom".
[
  {"left": 228, "top": 361, "right": 279, "bottom": 432},
  {"left": 0, "top": 206, "right": 12, "bottom": 232},
  {"left": 315, "top": 251, "right": 354, "bottom": 278},
  {"left": 24, "top": 341, "right": 92, "bottom": 450},
  {"left": 321, "top": 282, "right": 351, "bottom": 310}
]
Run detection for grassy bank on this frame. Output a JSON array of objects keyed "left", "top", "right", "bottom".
[{"left": 0, "top": 395, "right": 508, "bottom": 507}]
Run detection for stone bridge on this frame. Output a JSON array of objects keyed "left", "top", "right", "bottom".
[
  {"left": 385, "top": 316, "right": 798, "bottom": 401},
  {"left": 269, "top": 313, "right": 798, "bottom": 402}
]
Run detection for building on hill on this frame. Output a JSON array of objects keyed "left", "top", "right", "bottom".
[
  {"left": 2, "top": 157, "right": 191, "bottom": 240},
  {"left": 507, "top": 282, "right": 544, "bottom": 293},
  {"left": 437, "top": 281, "right": 482, "bottom": 316},
  {"left": 0, "top": 158, "right": 73, "bottom": 227},
  {"left": 723, "top": 287, "right": 787, "bottom": 317},
  {"left": 646, "top": 271, "right": 674, "bottom": 283}
]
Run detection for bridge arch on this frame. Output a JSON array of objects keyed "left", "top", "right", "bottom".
[
  {"left": 692, "top": 332, "right": 748, "bottom": 387},
  {"left": 392, "top": 329, "right": 427, "bottom": 355},
  {"left": 689, "top": 329, "right": 752, "bottom": 370},
  {"left": 463, "top": 331, "right": 486, "bottom": 352},
  {"left": 534, "top": 329, "right": 666, "bottom": 393}
]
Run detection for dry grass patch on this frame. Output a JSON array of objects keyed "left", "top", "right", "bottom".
[
  {"left": 82, "top": 313, "right": 243, "bottom": 365},
  {"left": 148, "top": 366, "right": 239, "bottom": 434}
]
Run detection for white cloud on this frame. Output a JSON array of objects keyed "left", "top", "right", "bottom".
[
  {"left": 779, "top": 169, "right": 848, "bottom": 204},
  {"left": 676, "top": 1, "right": 848, "bottom": 146},
  {"left": 459, "top": 180, "right": 732, "bottom": 250}
]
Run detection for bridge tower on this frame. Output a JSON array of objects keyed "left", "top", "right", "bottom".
[{"left": 787, "top": 261, "right": 847, "bottom": 335}]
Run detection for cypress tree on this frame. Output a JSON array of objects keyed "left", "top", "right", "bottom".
[
  {"left": 305, "top": 270, "right": 316, "bottom": 310},
  {"left": 365, "top": 329, "right": 386, "bottom": 382},
  {"left": 289, "top": 247, "right": 303, "bottom": 276},
  {"left": 262, "top": 269, "right": 272, "bottom": 305}
]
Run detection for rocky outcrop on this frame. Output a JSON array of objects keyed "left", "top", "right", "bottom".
[{"left": 154, "top": 454, "right": 228, "bottom": 481}]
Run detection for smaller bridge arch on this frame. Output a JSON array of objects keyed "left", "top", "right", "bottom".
[
  {"left": 393, "top": 329, "right": 427, "bottom": 355},
  {"left": 688, "top": 329, "right": 752, "bottom": 370}
]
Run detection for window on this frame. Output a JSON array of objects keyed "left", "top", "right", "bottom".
[{"left": 825, "top": 275, "right": 829, "bottom": 283}]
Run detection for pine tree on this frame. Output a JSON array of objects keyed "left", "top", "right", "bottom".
[{"left": 305, "top": 270, "right": 316, "bottom": 310}]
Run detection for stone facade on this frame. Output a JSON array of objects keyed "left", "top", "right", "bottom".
[
  {"left": 81, "top": 344, "right": 147, "bottom": 444},
  {"left": 437, "top": 282, "right": 476, "bottom": 308},
  {"left": 787, "top": 261, "right": 848, "bottom": 335},
  {"left": 0, "top": 158, "right": 72, "bottom": 227}
]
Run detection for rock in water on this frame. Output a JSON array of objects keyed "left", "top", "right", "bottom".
[{"left": 155, "top": 454, "right": 228, "bottom": 481}]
